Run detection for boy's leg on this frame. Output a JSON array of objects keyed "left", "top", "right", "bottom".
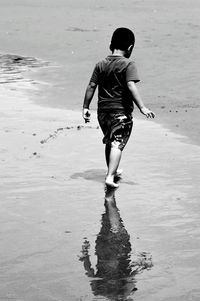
[
  {"left": 105, "top": 143, "right": 111, "bottom": 167},
  {"left": 105, "top": 145, "right": 122, "bottom": 188},
  {"left": 105, "top": 144, "right": 122, "bottom": 171}
]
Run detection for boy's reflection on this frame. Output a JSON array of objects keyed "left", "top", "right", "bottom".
[{"left": 80, "top": 187, "right": 152, "bottom": 300}]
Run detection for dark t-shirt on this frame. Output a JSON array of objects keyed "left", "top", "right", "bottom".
[{"left": 90, "top": 55, "right": 140, "bottom": 114}]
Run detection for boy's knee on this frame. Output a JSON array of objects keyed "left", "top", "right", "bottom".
[
  {"left": 111, "top": 140, "right": 120, "bottom": 148},
  {"left": 111, "top": 140, "right": 124, "bottom": 150}
]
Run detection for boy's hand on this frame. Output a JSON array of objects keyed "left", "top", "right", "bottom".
[
  {"left": 140, "top": 106, "right": 155, "bottom": 118},
  {"left": 82, "top": 108, "right": 91, "bottom": 123}
]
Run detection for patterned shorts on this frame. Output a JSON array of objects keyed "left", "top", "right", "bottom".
[{"left": 98, "top": 112, "right": 133, "bottom": 150}]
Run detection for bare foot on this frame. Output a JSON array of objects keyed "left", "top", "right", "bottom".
[{"left": 105, "top": 176, "right": 119, "bottom": 188}]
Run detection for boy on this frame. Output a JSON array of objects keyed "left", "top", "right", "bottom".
[{"left": 82, "top": 27, "right": 155, "bottom": 188}]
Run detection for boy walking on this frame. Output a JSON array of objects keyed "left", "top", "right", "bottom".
[{"left": 82, "top": 27, "right": 155, "bottom": 188}]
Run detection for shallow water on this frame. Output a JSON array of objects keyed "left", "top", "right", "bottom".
[
  {"left": 79, "top": 186, "right": 153, "bottom": 301},
  {"left": 1, "top": 111, "right": 200, "bottom": 300},
  {"left": 0, "top": 53, "right": 48, "bottom": 84},
  {"left": 1, "top": 167, "right": 200, "bottom": 301}
]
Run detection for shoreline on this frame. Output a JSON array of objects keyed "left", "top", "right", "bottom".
[
  {"left": 0, "top": 0, "right": 199, "bottom": 148},
  {"left": 21, "top": 59, "right": 200, "bottom": 148},
  {"left": 1, "top": 61, "right": 199, "bottom": 150}
]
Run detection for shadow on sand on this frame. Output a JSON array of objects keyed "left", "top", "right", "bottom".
[
  {"left": 71, "top": 169, "right": 106, "bottom": 183},
  {"left": 79, "top": 186, "right": 153, "bottom": 301},
  {"left": 71, "top": 169, "right": 137, "bottom": 186}
]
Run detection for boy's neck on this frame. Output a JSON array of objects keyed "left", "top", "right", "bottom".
[{"left": 112, "top": 49, "right": 125, "bottom": 56}]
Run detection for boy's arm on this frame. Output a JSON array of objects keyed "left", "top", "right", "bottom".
[
  {"left": 79, "top": 239, "right": 95, "bottom": 277},
  {"left": 127, "top": 81, "right": 155, "bottom": 118},
  {"left": 82, "top": 82, "right": 97, "bottom": 122}
]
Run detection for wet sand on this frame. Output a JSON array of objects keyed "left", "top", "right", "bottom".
[
  {"left": 1, "top": 0, "right": 200, "bottom": 300},
  {"left": 1, "top": 82, "right": 200, "bottom": 300}
]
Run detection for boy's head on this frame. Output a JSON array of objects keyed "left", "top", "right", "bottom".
[{"left": 110, "top": 27, "right": 135, "bottom": 57}]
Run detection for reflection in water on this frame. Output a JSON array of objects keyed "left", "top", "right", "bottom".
[{"left": 79, "top": 187, "right": 153, "bottom": 301}]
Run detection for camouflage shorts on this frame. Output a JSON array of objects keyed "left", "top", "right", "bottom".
[{"left": 98, "top": 112, "right": 133, "bottom": 150}]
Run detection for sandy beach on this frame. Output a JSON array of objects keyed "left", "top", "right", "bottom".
[{"left": 1, "top": 0, "right": 200, "bottom": 300}]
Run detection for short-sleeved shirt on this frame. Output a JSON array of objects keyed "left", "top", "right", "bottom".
[{"left": 90, "top": 55, "right": 140, "bottom": 114}]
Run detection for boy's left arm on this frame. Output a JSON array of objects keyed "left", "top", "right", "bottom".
[
  {"left": 82, "top": 82, "right": 97, "bottom": 122},
  {"left": 127, "top": 81, "right": 155, "bottom": 118}
]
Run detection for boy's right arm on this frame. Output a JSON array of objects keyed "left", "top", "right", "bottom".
[{"left": 82, "top": 82, "right": 97, "bottom": 122}]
